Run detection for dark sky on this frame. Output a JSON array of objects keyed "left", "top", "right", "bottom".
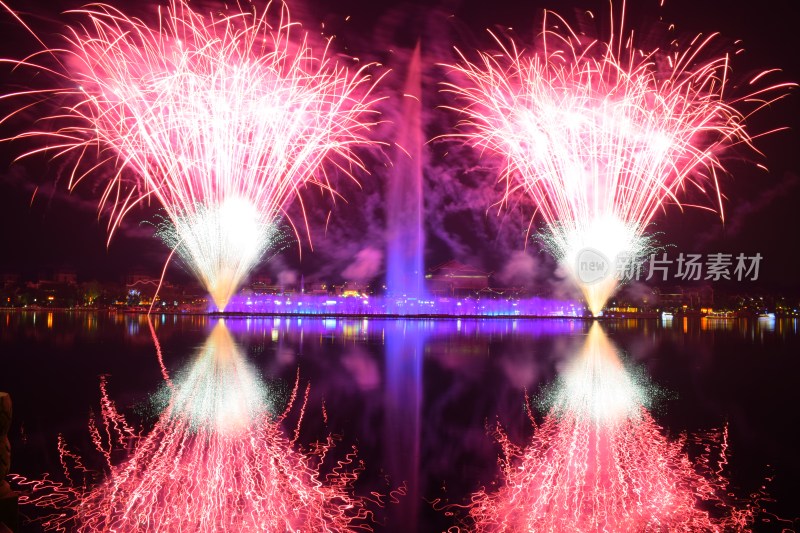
[{"left": 0, "top": 0, "right": 798, "bottom": 293}]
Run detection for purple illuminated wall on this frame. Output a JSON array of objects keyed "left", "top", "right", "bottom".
[{"left": 221, "top": 294, "right": 583, "bottom": 317}]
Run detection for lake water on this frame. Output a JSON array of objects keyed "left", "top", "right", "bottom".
[{"left": 1, "top": 311, "right": 798, "bottom": 531}]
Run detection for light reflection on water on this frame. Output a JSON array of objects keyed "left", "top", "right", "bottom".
[
  {"left": 1, "top": 311, "right": 798, "bottom": 531},
  {"left": 5, "top": 309, "right": 798, "bottom": 343}
]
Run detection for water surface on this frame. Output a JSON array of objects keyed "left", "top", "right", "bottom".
[{"left": 1, "top": 311, "right": 798, "bottom": 531}]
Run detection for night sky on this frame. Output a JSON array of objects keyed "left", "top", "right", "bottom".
[{"left": 0, "top": 0, "right": 798, "bottom": 294}]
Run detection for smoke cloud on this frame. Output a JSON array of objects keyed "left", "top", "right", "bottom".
[
  {"left": 495, "top": 250, "right": 538, "bottom": 287},
  {"left": 342, "top": 247, "right": 383, "bottom": 282}
]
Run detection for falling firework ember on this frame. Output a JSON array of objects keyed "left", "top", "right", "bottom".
[
  {"left": 466, "top": 324, "right": 753, "bottom": 531},
  {"left": 445, "top": 11, "right": 791, "bottom": 314},
  {"left": 1, "top": 0, "right": 380, "bottom": 310},
  {"left": 13, "top": 321, "right": 369, "bottom": 532}
]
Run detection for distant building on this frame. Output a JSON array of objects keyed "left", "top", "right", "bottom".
[
  {"left": 655, "top": 285, "right": 714, "bottom": 310},
  {"left": 248, "top": 275, "right": 288, "bottom": 295},
  {"left": 305, "top": 282, "right": 329, "bottom": 296},
  {"left": 53, "top": 269, "right": 78, "bottom": 285},
  {"left": 249, "top": 274, "right": 272, "bottom": 285},
  {"left": 340, "top": 281, "right": 368, "bottom": 297},
  {"left": 125, "top": 272, "right": 158, "bottom": 286},
  {"left": 1, "top": 273, "right": 19, "bottom": 287},
  {"left": 427, "top": 260, "right": 490, "bottom": 296},
  {"left": 125, "top": 274, "right": 161, "bottom": 295}
]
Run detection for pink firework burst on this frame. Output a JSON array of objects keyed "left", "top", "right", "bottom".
[
  {"left": 1, "top": 0, "right": 381, "bottom": 311},
  {"left": 444, "top": 9, "right": 792, "bottom": 314},
  {"left": 14, "top": 321, "right": 370, "bottom": 532},
  {"left": 466, "top": 324, "right": 753, "bottom": 532}
]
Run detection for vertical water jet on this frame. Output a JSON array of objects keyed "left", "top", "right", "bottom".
[{"left": 386, "top": 43, "right": 426, "bottom": 298}]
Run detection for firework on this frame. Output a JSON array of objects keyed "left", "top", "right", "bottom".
[
  {"left": 445, "top": 11, "right": 791, "bottom": 314},
  {"left": 467, "top": 323, "right": 752, "bottom": 531},
  {"left": 1, "top": 0, "right": 380, "bottom": 310},
  {"left": 15, "top": 320, "right": 368, "bottom": 531}
]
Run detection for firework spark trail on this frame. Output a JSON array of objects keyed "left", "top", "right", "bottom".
[
  {"left": 444, "top": 11, "right": 792, "bottom": 314},
  {"left": 14, "top": 321, "right": 369, "bottom": 532},
  {"left": 467, "top": 324, "right": 753, "bottom": 532},
  {"left": 1, "top": 0, "right": 381, "bottom": 311}
]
